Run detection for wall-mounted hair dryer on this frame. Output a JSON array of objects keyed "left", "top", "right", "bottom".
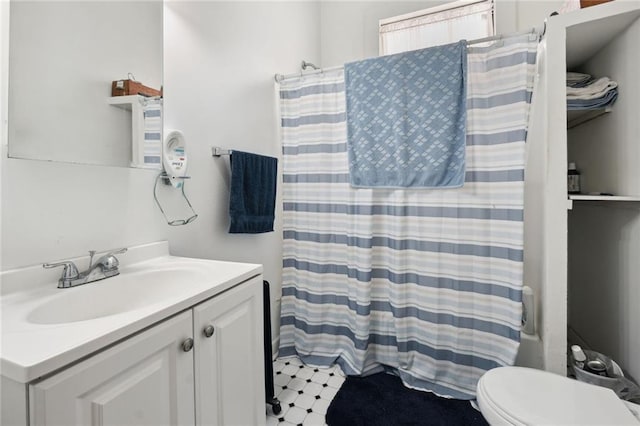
[{"left": 163, "top": 129, "right": 188, "bottom": 188}]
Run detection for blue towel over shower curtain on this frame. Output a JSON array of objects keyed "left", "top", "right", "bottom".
[
  {"left": 344, "top": 41, "right": 467, "bottom": 188},
  {"left": 228, "top": 151, "right": 278, "bottom": 234}
]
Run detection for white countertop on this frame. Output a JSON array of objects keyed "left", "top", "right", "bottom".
[{"left": 0, "top": 242, "right": 262, "bottom": 383}]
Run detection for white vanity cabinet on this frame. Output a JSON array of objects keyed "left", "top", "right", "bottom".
[
  {"left": 194, "top": 275, "right": 265, "bottom": 426},
  {"left": 26, "top": 275, "right": 265, "bottom": 426},
  {"left": 30, "top": 311, "right": 196, "bottom": 426}
]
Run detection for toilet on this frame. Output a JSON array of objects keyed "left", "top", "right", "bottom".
[{"left": 476, "top": 366, "right": 640, "bottom": 425}]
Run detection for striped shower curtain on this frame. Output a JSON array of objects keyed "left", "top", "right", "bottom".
[{"left": 278, "top": 35, "right": 537, "bottom": 399}]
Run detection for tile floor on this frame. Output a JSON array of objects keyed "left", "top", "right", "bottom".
[{"left": 266, "top": 357, "right": 346, "bottom": 426}]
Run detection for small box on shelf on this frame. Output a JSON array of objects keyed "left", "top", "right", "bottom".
[
  {"left": 580, "top": 0, "right": 613, "bottom": 8},
  {"left": 111, "top": 79, "right": 162, "bottom": 98}
]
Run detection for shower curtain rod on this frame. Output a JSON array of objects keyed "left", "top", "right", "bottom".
[{"left": 274, "top": 24, "right": 545, "bottom": 84}]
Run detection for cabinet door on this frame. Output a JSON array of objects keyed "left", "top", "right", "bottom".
[
  {"left": 30, "top": 311, "right": 195, "bottom": 426},
  {"left": 194, "top": 276, "right": 265, "bottom": 426}
]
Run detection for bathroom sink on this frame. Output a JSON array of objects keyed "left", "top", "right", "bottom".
[
  {"left": 27, "top": 266, "right": 210, "bottom": 324},
  {"left": 1, "top": 243, "right": 263, "bottom": 384}
]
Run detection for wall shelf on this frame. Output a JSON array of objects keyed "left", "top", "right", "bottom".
[
  {"left": 107, "top": 95, "right": 145, "bottom": 111},
  {"left": 567, "top": 195, "right": 640, "bottom": 210},
  {"left": 567, "top": 106, "right": 612, "bottom": 129},
  {"left": 569, "top": 194, "right": 640, "bottom": 201}
]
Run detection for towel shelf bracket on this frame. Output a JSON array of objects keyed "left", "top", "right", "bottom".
[{"left": 212, "top": 147, "right": 232, "bottom": 157}]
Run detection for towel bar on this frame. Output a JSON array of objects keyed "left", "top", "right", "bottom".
[{"left": 212, "top": 147, "right": 233, "bottom": 157}]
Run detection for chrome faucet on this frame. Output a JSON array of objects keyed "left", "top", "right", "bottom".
[{"left": 43, "top": 248, "right": 128, "bottom": 288}]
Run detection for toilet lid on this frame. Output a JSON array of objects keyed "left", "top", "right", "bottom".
[{"left": 477, "top": 367, "right": 639, "bottom": 425}]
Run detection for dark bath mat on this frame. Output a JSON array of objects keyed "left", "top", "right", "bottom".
[{"left": 325, "top": 372, "right": 488, "bottom": 426}]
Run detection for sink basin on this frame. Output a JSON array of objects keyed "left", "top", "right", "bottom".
[{"left": 27, "top": 266, "right": 210, "bottom": 324}]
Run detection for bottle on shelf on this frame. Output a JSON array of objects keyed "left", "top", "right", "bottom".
[
  {"left": 568, "top": 162, "right": 581, "bottom": 194},
  {"left": 571, "top": 345, "right": 586, "bottom": 369}
]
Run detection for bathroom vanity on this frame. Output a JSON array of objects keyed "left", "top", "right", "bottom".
[{"left": 0, "top": 242, "right": 266, "bottom": 426}]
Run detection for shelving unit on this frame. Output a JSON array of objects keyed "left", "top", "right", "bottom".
[
  {"left": 560, "top": 3, "right": 640, "bottom": 383},
  {"left": 107, "top": 94, "right": 144, "bottom": 111},
  {"left": 566, "top": 106, "right": 612, "bottom": 129},
  {"left": 533, "top": 1, "right": 640, "bottom": 379},
  {"left": 107, "top": 95, "right": 162, "bottom": 169}
]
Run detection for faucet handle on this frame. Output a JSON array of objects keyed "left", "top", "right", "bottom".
[
  {"left": 100, "top": 255, "right": 120, "bottom": 271},
  {"left": 96, "top": 248, "right": 128, "bottom": 272},
  {"left": 43, "top": 261, "right": 80, "bottom": 281}
]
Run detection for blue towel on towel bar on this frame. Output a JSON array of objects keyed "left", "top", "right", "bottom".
[
  {"left": 229, "top": 151, "right": 278, "bottom": 234},
  {"left": 345, "top": 41, "right": 468, "bottom": 188}
]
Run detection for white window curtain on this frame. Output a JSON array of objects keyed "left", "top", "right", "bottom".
[{"left": 379, "top": 0, "right": 494, "bottom": 55}]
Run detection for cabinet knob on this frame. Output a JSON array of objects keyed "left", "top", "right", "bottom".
[
  {"left": 181, "top": 338, "right": 194, "bottom": 352},
  {"left": 203, "top": 325, "right": 215, "bottom": 338}
]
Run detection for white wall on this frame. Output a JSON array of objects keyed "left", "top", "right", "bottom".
[
  {"left": 163, "top": 1, "right": 320, "bottom": 350},
  {"left": 510, "top": 0, "right": 566, "bottom": 32},
  {"left": 1, "top": 160, "right": 168, "bottom": 270}
]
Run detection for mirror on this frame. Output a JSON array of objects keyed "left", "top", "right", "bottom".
[{"left": 8, "top": 1, "right": 163, "bottom": 168}]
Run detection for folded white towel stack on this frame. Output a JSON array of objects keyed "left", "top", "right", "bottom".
[
  {"left": 566, "top": 77, "right": 618, "bottom": 100},
  {"left": 566, "top": 72, "right": 618, "bottom": 110}
]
